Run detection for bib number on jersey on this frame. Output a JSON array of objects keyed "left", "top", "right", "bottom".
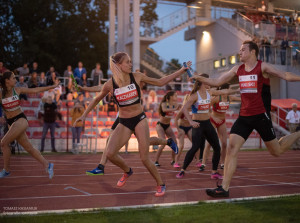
[
  {"left": 114, "top": 84, "right": 138, "bottom": 105},
  {"left": 239, "top": 74, "right": 258, "bottom": 93}
]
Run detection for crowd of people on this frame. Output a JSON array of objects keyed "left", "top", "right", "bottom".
[{"left": 1, "top": 40, "right": 300, "bottom": 200}]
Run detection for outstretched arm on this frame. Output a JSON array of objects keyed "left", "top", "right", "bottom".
[
  {"left": 190, "top": 65, "right": 238, "bottom": 87},
  {"left": 262, "top": 62, "right": 300, "bottom": 81},
  {"left": 140, "top": 61, "right": 192, "bottom": 86},
  {"left": 78, "top": 85, "right": 102, "bottom": 92},
  {"left": 17, "top": 79, "right": 60, "bottom": 94},
  {"left": 74, "top": 82, "right": 110, "bottom": 126}
]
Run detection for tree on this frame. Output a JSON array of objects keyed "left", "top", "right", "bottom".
[
  {"left": 165, "top": 58, "right": 181, "bottom": 74},
  {"left": 0, "top": 0, "right": 109, "bottom": 76}
]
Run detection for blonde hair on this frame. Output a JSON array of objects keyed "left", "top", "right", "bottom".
[
  {"left": 110, "top": 52, "right": 130, "bottom": 86},
  {"left": 183, "top": 94, "right": 190, "bottom": 105}
]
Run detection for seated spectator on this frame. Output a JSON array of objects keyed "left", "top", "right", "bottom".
[
  {"left": 292, "top": 10, "right": 298, "bottom": 24},
  {"left": 54, "top": 83, "right": 62, "bottom": 103},
  {"left": 30, "top": 62, "right": 40, "bottom": 74},
  {"left": 91, "top": 63, "right": 103, "bottom": 86},
  {"left": 291, "top": 40, "right": 299, "bottom": 64},
  {"left": 275, "top": 13, "right": 282, "bottom": 24},
  {"left": 40, "top": 96, "right": 57, "bottom": 152},
  {"left": 45, "top": 66, "right": 59, "bottom": 77},
  {"left": 43, "top": 89, "right": 56, "bottom": 102},
  {"left": 80, "top": 73, "right": 90, "bottom": 87},
  {"left": 103, "top": 93, "right": 117, "bottom": 114},
  {"left": 0, "top": 62, "right": 7, "bottom": 74},
  {"left": 15, "top": 75, "right": 28, "bottom": 100},
  {"left": 174, "top": 75, "right": 182, "bottom": 91},
  {"left": 38, "top": 72, "right": 47, "bottom": 87},
  {"left": 16, "top": 63, "right": 29, "bottom": 76},
  {"left": 145, "top": 90, "right": 158, "bottom": 112},
  {"left": 46, "top": 71, "right": 57, "bottom": 86},
  {"left": 27, "top": 72, "right": 38, "bottom": 88},
  {"left": 84, "top": 91, "right": 93, "bottom": 108}
]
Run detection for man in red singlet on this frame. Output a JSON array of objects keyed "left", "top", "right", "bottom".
[{"left": 191, "top": 40, "right": 300, "bottom": 197}]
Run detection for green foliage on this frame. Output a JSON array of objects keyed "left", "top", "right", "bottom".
[
  {"left": 165, "top": 58, "right": 181, "bottom": 74},
  {"left": 0, "top": 0, "right": 109, "bottom": 76}
]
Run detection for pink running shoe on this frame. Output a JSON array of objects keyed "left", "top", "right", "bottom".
[
  {"left": 117, "top": 168, "right": 133, "bottom": 187},
  {"left": 176, "top": 171, "right": 185, "bottom": 179},
  {"left": 173, "top": 163, "right": 180, "bottom": 168},
  {"left": 211, "top": 172, "right": 223, "bottom": 180},
  {"left": 155, "top": 185, "right": 166, "bottom": 197},
  {"left": 196, "top": 162, "right": 202, "bottom": 168}
]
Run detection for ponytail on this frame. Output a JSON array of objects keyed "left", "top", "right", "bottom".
[
  {"left": 0, "top": 71, "right": 13, "bottom": 97},
  {"left": 190, "top": 73, "right": 209, "bottom": 95},
  {"left": 110, "top": 52, "right": 129, "bottom": 86}
]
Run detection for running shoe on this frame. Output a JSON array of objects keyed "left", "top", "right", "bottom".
[
  {"left": 176, "top": 171, "right": 185, "bottom": 179},
  {"left": 0, "top": 169, "right": 10, "bottom": 178},
  {"left": 117, "top": 168, "right": 133, "bottom": 187},
  {"left": 167, "top": 138, "right": 178, "bottom": 154},
  {"left": 199, "top": 164, "right": 206, "bottom": 171},
  {"left": 206, "top": 185, "right": 229, "bottom": 198},
  {"left": 196, "top": 162, "right": 202, "bottom": 168},
  {"left": 155, "top": 161, "right": 161, "bottom": 167},
  {"left": 86, "top": 167, "right": 104, "bottom": 176},
  {"left": 220, "top": 164, "right": 224, "bottom": 169},
  {"left": 155, "top": 185, "right": 166, "bottom": 197},
  {"left": 173, "top": 163, "right": 180, "bottom": 168},
  {"left": 47, "top": 163, "right": 54, "bottom": 179},
  {"left": 211, "top": 172, "right": 223, "bottom": 180}
]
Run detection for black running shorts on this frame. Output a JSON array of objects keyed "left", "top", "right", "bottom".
[{"left": 230, "top": 112, "right": 276, "bottom": 142}]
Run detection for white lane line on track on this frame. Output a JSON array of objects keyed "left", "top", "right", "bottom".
[
  {"left": 64, "top": 186, "right": 91, "bottom": 196},
  {"left": 2, "top": 193, "right": 300, "bottom": 216},
  {"left": 0, "top": 182, "right": 300, "bottom": 202}
]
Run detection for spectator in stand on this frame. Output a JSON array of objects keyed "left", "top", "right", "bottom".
[
  {"left": 43, "top": 89, "right": 55, "bottom": 102},
  {"left": 0, "top": 62, "right": 7, "bottom": 74},
  {"left": 15, "top": 75, "right": 28, "bottom": 100},
  {"left": 275, "top": 13, "right": 281, "bottom": 24},
  {"left": 30, "top": 62, "right": 40, "bottom": 74},
  {"left": 145, "top": 90, "right": 158, "bottom": 112},
  {"left": 91, "top": 63, "right": 104, "bottom": 86},
  {"left": 292, "top": 10, "right": 298, "bottom": 24},
  {"left": 260, "top": 37, "right": 271, "bottom": 62},
  {"left": 291, "top": 40, "right": 299, "bottom": 65},
  {"left": 252, "top": 34, "right": 260, "bottom": 46},
  {"left": 286, "top": 103, "right": 300, "bottom": 150},
  {"left": 64, "top": 65, "right": 73, "bottom": 78},
  {"left": 103, "top": 93, "right": 117, "bottom": 114},
  {"left": 46, "top": 71, "right": 57, "bottom": 86},
  {"left": 27, "top": 72, "right": 38, "bottom": 88},
  {"left": 40, "top": 96, "right": 57, "bottom": 152},
  {"left": 45, "top": 66, "right": 59, "bottom": 77},
  {"left": 80, "top": 73, "right": 90, "bottom": 87},
  {"left": 73, "top": 61, "right": 86, "bottom": 86},
  {"left": 38, "top": 72, "right": 47, "bottom": 87},
  {"left": 84, "top": 91, "right": 93, "bottom": 108},
  {"left": 174, "top": 75, "right": 182, "bottom": 91},
  {"left": 70, "top": 102, "right": 85, "bottom": 150},
  {"left": 76, "top": 92, "right": 86, "bottom": 108},
  {"left": 281, "top": 16, "right": 288, "bottom": 25},
  {"left": 16, "top": 63, "right": 29, "bottom": 76},
  {"left": 36, "top": 97, "right": 46, "bottom": 125},
  {"left": 280, "top": 36, "right": 289, "bottom": 65}
]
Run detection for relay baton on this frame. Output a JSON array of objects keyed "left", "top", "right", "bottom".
[
  {"left": 71, "top": 73, "right": 79, "bottom": 91},
  {"left": 183, "top": 62, "right": 192, "bottom": 77}
]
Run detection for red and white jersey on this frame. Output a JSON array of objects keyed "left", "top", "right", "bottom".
[
  {"left": 213, "top": 101, "right": 230, "bottom": 113},
  {"left": 1, "top": 88, "right": 21, "bottom": 112},
  {"left": 237, "top": 60, "right": 270, "bottom": 116}
]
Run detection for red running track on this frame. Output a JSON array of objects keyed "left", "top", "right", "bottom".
[{"left": 0, "top": 150, "right": 300, "bottom": 214}]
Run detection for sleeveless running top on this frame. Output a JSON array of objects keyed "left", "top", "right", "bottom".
[
  {"left": 237, "top": 60, "right": 270, "bottom": 116},
  {"left": 191, "top": 91, "right": 211, "bottom": 114},
  {"left": 0, "top": 88, "right": 22, "bottom": 112},
  {"left": 213, "top": 95, "right": 230, "bottom": 113},
  {"left": 112, "top": 73, "right": 141, "bottom": 108},
  {"left": 160, "top": 103, "right": 176, "bottom": 118}
]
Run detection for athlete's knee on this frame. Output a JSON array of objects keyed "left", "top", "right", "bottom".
[
  {"left": 0, "top": 139, "right": 10, "bottom": 149},
  {"left": 226, "top": 144, "right": 239, "bottom": 157},
  {"left": 269, "top": 149, "right": 280, "bottom": 157}
]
